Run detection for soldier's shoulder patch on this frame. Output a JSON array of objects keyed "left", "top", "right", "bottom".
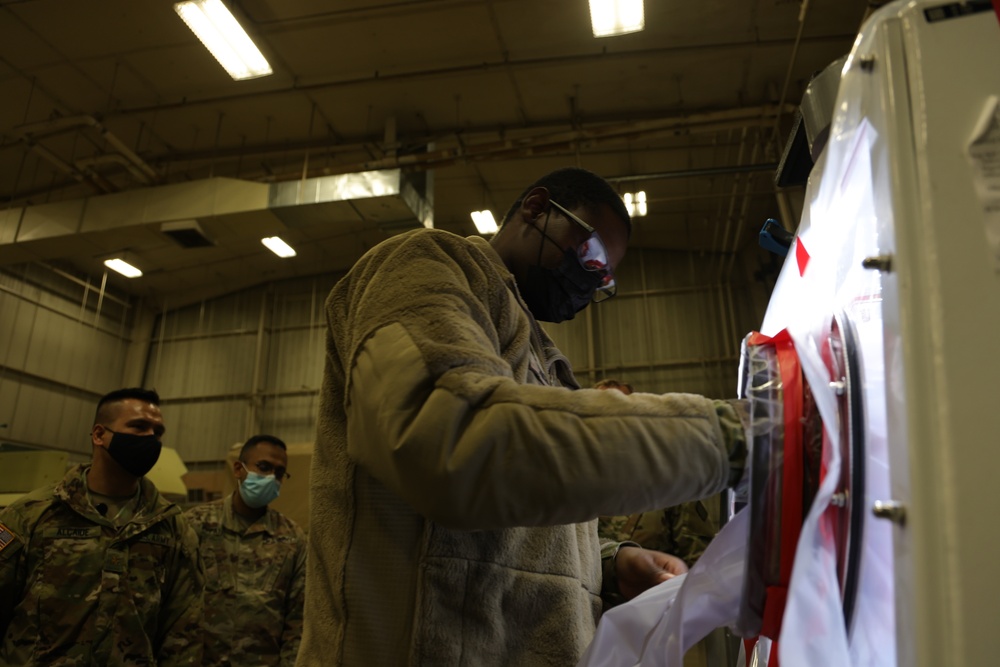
[{"left": 0, "top": 521, "right": 19, "bottom": 554}]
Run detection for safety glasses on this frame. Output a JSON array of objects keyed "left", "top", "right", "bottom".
[{"left": 549, "top": 199, "right": 618, "bottom": 302}]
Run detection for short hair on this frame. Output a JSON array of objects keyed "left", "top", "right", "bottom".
[
  {"left": 501, "top": 167, "right": 632, "bottom": 237},
  {"left": 593, "top": 379, "right": 634, "bottom": 394},
  {"left": 94, "top": 388, "right": 160, "bottom": 425},
  {"left": 240, "top": 434, "right": 287, "bottom": 460}
]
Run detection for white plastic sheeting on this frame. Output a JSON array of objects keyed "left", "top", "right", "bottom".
[
  {"left": 578, "top": 510, "right": 748, "bottom": 667},
  {"left": 580, "top": 9, "right": 899, "bottom": 667}
]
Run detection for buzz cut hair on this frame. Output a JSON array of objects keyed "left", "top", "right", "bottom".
[
  {"left": 593, "top": 378, "right": 634, "bottom": 394},
  {"left": 94, "top": 388, "right": 161, "bottom": 426},
  {"left": 240, "top": 434, "right": 287, "bottom": 460},
  {"left": 500, "top": 167, "right": 632, "bottom": 237}
]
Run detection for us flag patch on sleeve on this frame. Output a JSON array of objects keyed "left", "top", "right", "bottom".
[{"left": 0, "top": 522, "right": 17, "bottom": 554}]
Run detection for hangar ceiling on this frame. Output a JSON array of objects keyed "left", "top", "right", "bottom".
[{"left": 0, "top": 0, "right": 874, "bottom": 306}]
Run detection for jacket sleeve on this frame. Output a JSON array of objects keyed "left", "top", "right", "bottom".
[
  {"left": 336, "top": 232, "right": 737, "bottom": 530},
  {"left": 0, "top": 509, "right": 27, "bottom": 639},
  {"left": 279, "top": 532, "right": 307, "bottom": 666},
  {"left": 156, "top": 518, "right": 205, "bottom": 666}
]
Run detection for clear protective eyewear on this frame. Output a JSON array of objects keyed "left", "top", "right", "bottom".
[{"left": 548, "top": 199, "right": 618, "bottom": 302}]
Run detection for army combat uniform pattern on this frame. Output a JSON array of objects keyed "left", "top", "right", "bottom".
[
  {"left": 598, "top": 494, "right": 721, "bottom": 568},
  {"left": 0, "top": 464, "right": 205, "bottom": 666},
  {"left": 599, "top": 495, "right": 726, "bottom": 667},
  {"left": 184, "top": 495, "right": 307, "bottom": 667}
]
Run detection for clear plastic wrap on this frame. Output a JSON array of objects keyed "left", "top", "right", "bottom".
[{"left": 733, "top": 337, "right": 783, "bottom": 638}]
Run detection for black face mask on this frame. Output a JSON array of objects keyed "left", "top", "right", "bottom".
[
  {"left": 520, "top": 246, "right": 604, "bottom": 323},
  {"left": 103, "top": 429, "right": 162, "bottom": 477}
]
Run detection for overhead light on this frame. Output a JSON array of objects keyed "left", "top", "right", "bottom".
[
  {"left": 104, "top": 258, "right": 143, "bottom": 278},
  {"left": 174, "top": 0, "right": 272, "bottom": 80},
  {"left": 624, "top": 191, "right": 647, "bottom": 217},
  {"left": 470, "top": 210, "right": 498, "bottom": 235},
  {"left": 261, "top": 236, "right": 296, "bottom": 258},
  {"left": 589, "top": 0, "right": 645, "bottom": 37}
]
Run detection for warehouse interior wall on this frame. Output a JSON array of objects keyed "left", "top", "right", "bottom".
[
  {"left": 145, "top": 245, "right": 775, "bottom": 464},
  {"left": 0, "top": 263, "right": 138, "bottom": 460},
  {"left": 0, "top": 244, "right": 777, "bottom": 465}
]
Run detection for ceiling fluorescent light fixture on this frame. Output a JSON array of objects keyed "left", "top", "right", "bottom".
[
  {"left": 589, "top": 0, "right": 645, "bottom": 37},
  {"left": 174, "top": 0, "right": 272, "bottom": 80},
  {"left": 261, "top": 236, "right": 297, "bottom": 258},
  {"left": 624, "top": 191, "right": 647, "bottom": 217},
  {"left": 104, "top": 258, "right": 143, "bottom": 278},
  {"left": 470, "top": 210, "right": 498, "bottom": 235}
]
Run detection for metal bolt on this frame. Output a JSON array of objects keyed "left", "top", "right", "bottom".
[
  {"left": 859, "top": 55, "right": 876, "bottom": 72},
  {"left": 872, "top": 500, "right": 906, "bottom": 525},
  {"left": 829, "top": 381, "right": 846, "bottom": 396},
  {"left": 862, "top": 254, "right": 893, "bottom": 272},
  {"left": 830, "top": 491, "right": 848, "bottom": 507}
]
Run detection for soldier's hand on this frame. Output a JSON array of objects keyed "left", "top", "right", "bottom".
[{"left": 615, "top": 546, "right": 688, "bottom": 600}]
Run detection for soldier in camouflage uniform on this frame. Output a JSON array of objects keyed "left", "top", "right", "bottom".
[
  {"left": 185, "top": 434, "right": 306, "bottom": 667},
  {"left": 0, "top": 388, "right": 204, "bottom": 666},
  {"left": 597, "top": 498, "right": 720, "bottom": 567}
]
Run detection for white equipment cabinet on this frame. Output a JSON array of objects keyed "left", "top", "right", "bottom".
[{"left": 762, "top": 2, "right": 1000, "bottom": 665}]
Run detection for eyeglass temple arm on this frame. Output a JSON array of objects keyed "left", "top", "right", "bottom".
[{"left": 548, "top": 200, "right": 595, "bottom": 233}]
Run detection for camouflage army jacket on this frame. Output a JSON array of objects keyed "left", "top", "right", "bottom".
[
  {"left": 0, "top": 464, "right": 205, "bottom": 666},
  {"left": 184, "top": 494, "right": 307, "bottom": 667},
  {"left": 598, "top": 494, "right": 721, "bottom": 567}
]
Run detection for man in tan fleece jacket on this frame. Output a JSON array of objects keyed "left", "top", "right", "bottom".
[{"left": 298, "top": 167, "right": 748, "bottom": 666}]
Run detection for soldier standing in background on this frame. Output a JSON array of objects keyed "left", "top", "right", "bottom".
[
  {"left": 185, "top": 434, "right": 307, "bottom": 667},
  {"left": 0, "top": 387, "right": 204, "bottom": 665}
]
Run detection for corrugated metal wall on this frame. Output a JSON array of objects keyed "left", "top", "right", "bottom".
[
  {"left": 144, "top": 247, "right": 773, "bottom": 463},
  {"left": 548, "top": 248, "right": 770, "bottom": 397},
  {"left": 0, "top": 264, "right": 134, "bottom": 456},
  {"left": 145, "top": 276, "right": 340, "bottom": 462}
]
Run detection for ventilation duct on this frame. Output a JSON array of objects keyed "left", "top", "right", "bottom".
[
  {"left": 0, "top": 169, "right": 433, "bottom": 267},
  {"left": 161, "top": 220, "right": 214, "bottom": 248}
]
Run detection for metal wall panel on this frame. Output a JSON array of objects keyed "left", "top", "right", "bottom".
[
  {"left": 546, "top": 247, "right": 770, "bottom": 397},
  {"left": 148, "top": 335, "right": 260, "bottom": 398},
  {"left": 260, "top": 395, "right": 323, "bottom": 446},
  {"left": 0, "top": 265, "right": 132, "bottom": 453},
  {"left": 145, "top": 282, "right": 327, "bottom": 461},
  {"left": 158, "top": 291, "right": 265, "bottom": 339},
  {"left": 162, "top": 399, "right": 248, "bottom": 461},
  {"left": 139, "top": 245, "right": 773, "bottom": 463},
  {"left": 265, "top": 327, "right": 325, "bottom": 395},
  {"left": 1, "top": 379, "right": 98, "bottom": 453}
]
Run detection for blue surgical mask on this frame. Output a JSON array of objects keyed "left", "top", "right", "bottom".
[{"left": 238, "top": 463, "right": 281, "bottom": 508}]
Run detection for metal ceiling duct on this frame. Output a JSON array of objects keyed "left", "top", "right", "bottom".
[{"left": 0, "top": 169, "right": 433, "bottom": 266}]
